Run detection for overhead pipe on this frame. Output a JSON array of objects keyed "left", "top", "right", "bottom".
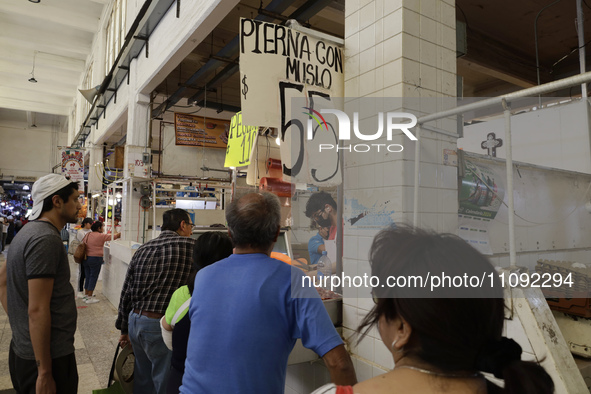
[
  {"left": 534, "top": 0, "right": 561, "bottom": 106},
  {"left": 412, "top": 125, "right": 421, "bottom": 227},
  {"left": 186, "top": 0, "right": 336, "bottom": 107},
  {"left": 156, "top": 0, "right": 336, "bottom": 117},
  {"left": 152, "top": 0, "right": 299, "bottom": 118},
  {"left": 72, "top": 0, "right": 177, "bottom": 148},
  {"left": 419, "top": 70, "right": 591, "bottom": 125},
  {"left": 502, "top": 99, "right": 517, "bottom": 267},
  {"left": 416, "top": 71, "right": 591, "bottom": 268},
  {"left": 577, "top": 0, "right": 587, "bottom": 97}
]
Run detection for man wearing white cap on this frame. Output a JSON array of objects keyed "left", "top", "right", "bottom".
[{"left": 0, "top": 174, "right": 81, "bottom": 394}]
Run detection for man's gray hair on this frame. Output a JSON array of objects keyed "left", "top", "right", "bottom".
[{"left": 226, "top": 192, "right": 281, "bottom": 249}]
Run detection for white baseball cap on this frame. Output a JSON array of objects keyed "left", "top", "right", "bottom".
[{"left": 30, "top": 174, "right": 75, "bottom": 220}]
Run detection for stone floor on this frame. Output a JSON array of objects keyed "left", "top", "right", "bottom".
[{"left": 0, "top": 246, "right": 121, "bottom": 394}]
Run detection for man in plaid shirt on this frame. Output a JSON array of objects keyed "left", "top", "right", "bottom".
[{"left": 116, "top": 208, "right": 195, "bottom": 394}]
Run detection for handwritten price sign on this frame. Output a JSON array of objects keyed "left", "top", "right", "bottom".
[{"left": 224, "top": 112, "right": 259, "bottom": 167}]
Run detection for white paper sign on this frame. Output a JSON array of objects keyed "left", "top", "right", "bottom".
[{"left": 239, "top": 19, "right": 344, "bottom": 187}]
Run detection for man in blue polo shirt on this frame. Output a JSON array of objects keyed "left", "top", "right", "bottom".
[{"left": 181, "top": 192, "right": 356, "bottom": 393}]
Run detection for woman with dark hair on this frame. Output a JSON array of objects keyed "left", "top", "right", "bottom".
[
  {"left": 161, "top": 231, "right": 233, "bottom": 394},
  {"left": 313, "top": 225, "right": 554, "bottom": 394},
  {"left": 81, "top": 220, "right": 120, "bottom": 304},
  {"left": 73, "top": 217, "right": 94, "bottom": 298}
]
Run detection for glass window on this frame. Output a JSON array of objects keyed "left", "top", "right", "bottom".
[{"left": 104, "top": 0, "right": 127, "bottom": 75}]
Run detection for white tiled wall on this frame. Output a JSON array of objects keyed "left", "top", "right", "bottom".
[
  {"left": 341, "top": 0, "right": 458, "bottom": 383},
  {"left": 286, "top": 1, "right": 459, "bottom": 392}
]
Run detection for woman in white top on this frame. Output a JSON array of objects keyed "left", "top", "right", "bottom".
[{"left": 74, "top": 218, "right": 93, "bottom": 298}]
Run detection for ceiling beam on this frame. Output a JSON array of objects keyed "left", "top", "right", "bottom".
[
  {"left": 0, "top": 75, "right": 77, "bottom": 98},
  {"left": 0, "top": 97, "right": 70, "bottom": 116},
  {"left": 0, "top": 0, "right": 99, "bottom": 33},
  {"left": 0, "top": 87, "right": 74, "bottom": 109},
  {"left": 0, "top": 44, "right": 85, "bottom": 73},
  {"left": 0, "top": 24, "right": 92, "bottom": 56},
  {"left": 461, "top": 29, "right": 551, "bottom": 88},
  {"left": 0, "top": 62, "right": 80, "bottom": 86}
]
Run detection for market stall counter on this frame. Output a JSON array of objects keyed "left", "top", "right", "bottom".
[
  {"left": 102, "top": 239, "right": 141, "bottom": 309},
  {"left": 102, "top": 229, "right": 343, "bottom": 365}
]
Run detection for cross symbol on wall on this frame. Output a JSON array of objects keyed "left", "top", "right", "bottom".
[{"left": 481, "top": 132, "right": 503, "bottom": 157}]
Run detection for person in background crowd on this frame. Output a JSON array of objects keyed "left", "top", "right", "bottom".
[
  {"left": 81, "top": 221, "right": 121, "bottom": 304},
  {"left": 180, "top": 193, "right": 356, "bottom": 393},
  {"left": 116, "top": 209, "right": 195, "bottom": 394},
  {"left": 308, "top": 224, "right": 329, "bottom": 266},
  {"left": 77, "top": 218, "right": 93, "bottom": 242},
  {"left": 5, "top": 215, "right": 14, "bottom": 245},
  {"left": 161, "top": 231, "right": 233, "bottom": 394},
  {"left": 73, "top": 218, "right": 94, "bottom": 299},
  {"left": 313, "top": 226, "right": 554, "bottom": 394},
  {"left": 0, "top": 174, "right": 81, "bottom": 393},
  {"left": 14, "top": 217, "right": 23, "bottom": 234},
  {"left": 305, "top": 191, "right": 338, "bottom": 240},
  {"left": 0, "top": 216, "right": 7, "bottom": 252}
]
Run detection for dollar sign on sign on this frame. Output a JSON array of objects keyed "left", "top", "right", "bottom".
[{"left": 242, "top": 75, "right": 248, "bottom": 100}]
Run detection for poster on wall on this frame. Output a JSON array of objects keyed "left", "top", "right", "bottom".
[
  {"left": 458, "top": 158, "right": 505, "bottom": 255},
  {"left": 458, "top": 215, "right": 493, "bottom": 255},
  {"left": 174, "top": 113, "right": 229, "bottom": 148},
  {"left": 459, "top": 159, "right": 505, "bottom": 220},
  {"left": 60, "top": 148, "right": 84, "bottom": 190},
  {"left": 239, "top": 18, "right": 344, "bottom": 186},
  {"left": 224, "top": 112, "right": 259, "bottom": 168}
]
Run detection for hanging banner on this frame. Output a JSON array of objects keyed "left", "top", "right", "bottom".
[
  {"left": 239, "top": 18, "right": 344, "bottom": 186},
  {"left": 224, "top": 112, "right": 259, "bottom": 167},
  {"left": 174, "top": 113, "right": 229, "bottom": 148},
  {"left": 60, "top": 148, "right": 84, "bottom": 189}
]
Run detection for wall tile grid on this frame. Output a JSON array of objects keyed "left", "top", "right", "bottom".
[{"left": 339, "top": 0, "right": 459, "bottom": 377}]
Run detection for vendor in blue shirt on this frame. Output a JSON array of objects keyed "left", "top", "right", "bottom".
[
  {"left": 180, "top": 192, "right": 357, "bottom": 394},
  {"left": 308, "top": 225, "right": 329, "bottom": 265}
]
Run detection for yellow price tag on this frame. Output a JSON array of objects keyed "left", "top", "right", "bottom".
[{"left": 224, "top": 112, "right": 258, "bottom": 167}]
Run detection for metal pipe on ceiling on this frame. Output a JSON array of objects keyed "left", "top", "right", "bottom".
[
  {"left": 415, "top": 70, "right": 591, "bottom": 269},
  {"left": 72, "top": 0, "right": 178, "bottom": 148},
  {"left": 577, "top": 0, "right": 587, "bottom": 98},
  {"left": 152, "top": 0, "right": 298, "bottom": 118},
  {"left": 154, "top": 0, "right": 337, "bottom": 118}
]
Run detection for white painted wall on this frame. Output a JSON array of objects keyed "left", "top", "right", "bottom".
[
  {"left": 462, "top": 153, "right": 591, "bottom": 271},
  {"left": 0, "top": 124, "right": 67, "bottom": 178},
  {"left": 459, "top": 100, "right": 591, "bottom": 175}
]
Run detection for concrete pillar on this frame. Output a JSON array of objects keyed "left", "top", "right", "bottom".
[
  {"left": 122, "top": 66, "right": 151, "bottom": 242},
  {"left": 88, "top": 146, "right": 104, "bottom": 194},
  {"left": 342, "top": 0, "right": 458, "bottom": 377}
]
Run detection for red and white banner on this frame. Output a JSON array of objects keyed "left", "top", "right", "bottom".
[{"left": 60, "top": 148, "right": 84, "bottom": 190}]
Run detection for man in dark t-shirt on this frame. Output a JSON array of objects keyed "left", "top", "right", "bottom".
[{"left": 0, "top": 174, "right": 81, "bottom": 394}]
